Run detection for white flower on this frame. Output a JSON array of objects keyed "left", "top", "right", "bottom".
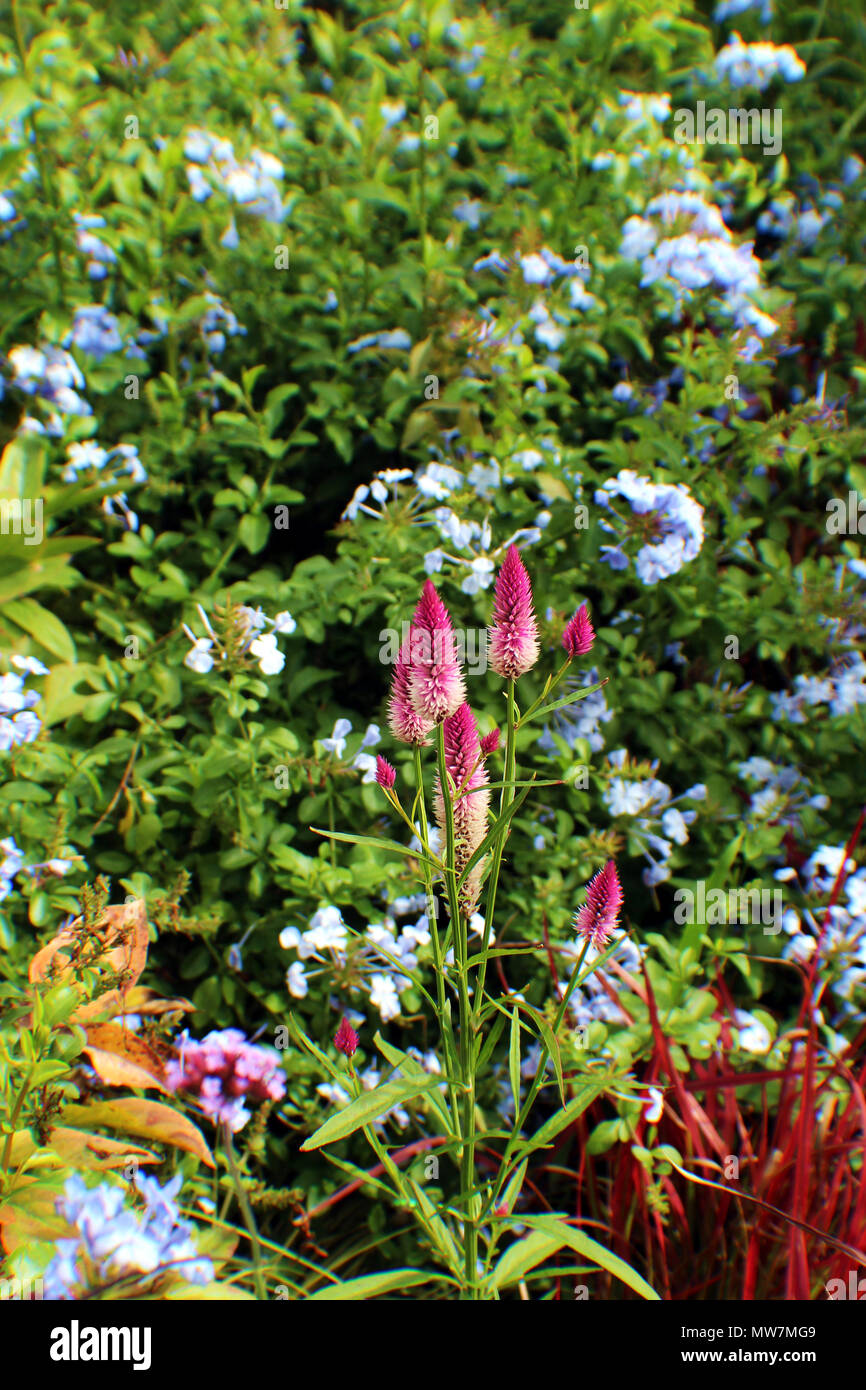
[
  {"left": 270, "top": 611, "right": 296, "bottom": 635},
  {"left": 304, "top": 907, "right": 348, "bottom": 957},
  {"left": 369, "top": 973, "right": 401, "bottom": 1021},
  {"left": 643, "top": 1087, "right": 664, "bottom": 1124},
  {"left": 352, "top": 752, "right": 378, "bottom": 783},
  {"left": 733, "top": 1008, "right": 772, "bottom": 1054},
  {"left": 287, "top": 962, "right": 308, "bottom": 998},
  {"left": 250, "top": 632, "right": 285, "bottom": 675},
  {"left": 184, "top": 638, "right": 215, "bottom": 674},
  {"left": 321, "top": 718, "right": 352, "bottom": 757}
]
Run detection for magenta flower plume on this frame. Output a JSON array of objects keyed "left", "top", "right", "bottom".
[
  {"left": 562, "top": 603, "right": 595, "bottom": 659},
  {"left": 434, "top": 702, "right": 490, "bottom": 916},
  {"left": 488, "top": 545, "right": 539, "bottom": 680},
  {"left": 388, "top": 636, "right": 435, "bottom": 745},
  {"left": 375, "top": 755, "right": 396, "bottom": 790},
  {"left": 408, "top": 580, "right": 466, "bottom": 723},
  {"left": 334, "top": 1016, "right": 359, "bottom": 1057},
  {"left": 480, "top": 728, "right": 500, "bottom": 756},
  {"left": 574, "top": 860, "right": 623, "bottom": 950}
]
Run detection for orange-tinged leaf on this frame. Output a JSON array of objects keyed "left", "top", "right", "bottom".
[
  {"left": 59, "top": 1098, "right": 215, "bottom": 1169},
  {"left": 118, "top": 987, "right": 196, "bottom": 1017},
  {"left": 48, "top": 1126, "right": 160, "bottom": 1171},
  {"left": 0, "top": 1179, "right": 68, "bottom": 1254},
  {"left": 82, "top": 1022, "right": 169, "bottom": 1093}
]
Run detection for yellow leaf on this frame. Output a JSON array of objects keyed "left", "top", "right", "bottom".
[
  {"left": 82, "top": 1022, "right": 169, "bottom": 1093},
  {"left": 59, "top": 1098, "right": 215, "bottom": 1168}
]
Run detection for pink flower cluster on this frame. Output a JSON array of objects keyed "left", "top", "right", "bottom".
[
  {"left": 383, "top": 549, "right": 596, "bottom": 916},
  {"left": 166, "top": 1028, "right": 286, "bottom": 1133}
]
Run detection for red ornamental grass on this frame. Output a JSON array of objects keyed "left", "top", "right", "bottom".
[
  {"left": 388, "top": 636, "right": 435, "bottom": 746},
  {"left": 562, "top": 603, "right": 595, "bottom": 659},
  {"left": 375, "top": 754, "right": 396, "bottom": 790},
  {"left": 574, "top": 860, "right": 623, "bottom": 949},
  {"left": 334, "top": 1016, "right": 359, "bottom": 1057},
  {"left": 408, "top": 580, "right": 466, "bottom": 723},
  {"left": 434, "top": 701, "right": 490, "bottom": 915},
  {"left": 488, "top": 545, "right": 539, "bottom": 680}
]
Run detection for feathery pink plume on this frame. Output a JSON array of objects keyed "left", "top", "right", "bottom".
[
  {"left": 388, "top": 636, "right": 435, "bottom": 745},
  {"left": 334, "top": 1016, "right": 359, "bottom": 1057},
  {"left": 375, "top": 755, "right": 396, "bottom": 790},
  {"left": 562, "top": 603, "right": 595, "bottom": 659},
  {"left": 574, "top": 860, "right": 623, "bottom": 949},
  {"left": 488, "top": 545, "right": 539, "bottom": 680},
  {"left": 434, "top": 702, "right": 490, "bottom": 916},
  {"left": 408, "top": 580, "right": 466, "bottom": 723},
  {"left": 480, "top": 728, "right": 500, "bottom": 756}
]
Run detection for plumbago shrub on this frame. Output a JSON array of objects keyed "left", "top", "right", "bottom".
[{"left": 0, "top": 0, "right": 864, "bottom": 1303}]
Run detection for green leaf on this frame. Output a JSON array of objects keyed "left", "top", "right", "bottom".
[
  {"left": 520, "top": 682, "right": 606, "bottom": 726},
  {"left": 512, "top": 1079, "right": 612, "bottom": 1161},
  {"left": 310, "top": 826, "right": 442, "bottom": 873},
  {"left": 2, "top": 598, "right": 76, "bottom": 661},
  {"left": 308, "top": 1268, "right": 449, "bottom": 1300},
  {"left": 491, "top": 1214, "right": 660, "bottom": 1299},
  {"left": 508, "top": 1006, "right": 521, "bottom": 1117},
  {"left": 373, "top": 1033, "right": 453, "bottom": 1135},
  {"left": 301, "top": 1074, "right": 445, "bottom": 1151},
  {"left": 456, "top": 781, "right": 534, "bottom": 888}
]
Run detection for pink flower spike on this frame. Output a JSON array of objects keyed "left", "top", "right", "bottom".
[
  {"left": 488, "top": 545, "right": 539, "bottom": 680},
  {"left": 334, "top": 1017, "right": 359, "bottom": 1057},
  {"left": 562, "top": 603, "right": 595, "bottom": 659},
  {"left": 574, "top": 860, "right": 624, "bottom": 950},
  {"left": 480, "top": 728, "right": 500, "bottom": 756},
  {"left": 388, "top": 636, "right": 435, "bottom": 746},
  {"left": 434, "top": 702, "right": 490, "bottom": 916},
  {"left": 408, "top": 580, "right": 466, "bottom": 723},
  {"left": 375, "top": 755, "right": 396, "bottom": 790}
]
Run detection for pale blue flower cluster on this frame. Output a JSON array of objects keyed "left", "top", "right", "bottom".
[
  {"left": 594, "top": 469, "right": 705, "bottom": 584},
  {"left": 4, "top": 343, "right": 90, "bottom": 421},
  {"left": 621, "top": 190, "right": 777, "bottom": 356},
  {"left": 62, "top": 439, "right": 146, "bottom": 531},
  {"left": 66, "top": 305, "right": 123, "bottom": 360},
  {"left": 73, "top": 213, "right": 118, "bottom": 280},
  {"left": 282, "top": 891, "right": 432, "bottom": 1024},
  {"left": 538, "top": 666, "right": 614, "bottom": 756},
  {"left": 714, "top": 0, "right": 772, "bottom": 21},
  {"left": 769, "top": 653, "right": 866, "bottom": 723},
  {"left": 43, "top": 1173, "right": 213, "bottom": 1299},
  {"left": 713, "top": 33, "right": 805, "bottom": 90},
  {"left": 601, "top": 749, "right": 706, "bottom": 886},
  {"left": 341, "top": 459, "right": 545, "bottom": 594},
  {"left": 182, "top": 604, "right": 295, "bottom": 676},
  {"left": 0, "top": 654, "right": 50, "bottom": 754},
  {"left": 776, "top": 848, "right": 866, "bottom": 1023},
  {"left": 184, "top": 129, "right": 286, "bottom": 224},
  {"left": 737, "top": 758, "right": 829, "bottom": 826}
]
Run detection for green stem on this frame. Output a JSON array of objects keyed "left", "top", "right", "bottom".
[
  {"left": 222, "top": 1121, "right": 268, "bottom": 1300},
  {"left": 1, "top": 1066, "right": 35, "bottom": 1178},
  {"left": 413, "top": 746, "right": 461, "bottom": 1141},
  {"left": 476, "top": 679, "right": 516, "bottom": 1007},
  {"left": 435, "top": 722, "right": 477, "bottom": 1298}
]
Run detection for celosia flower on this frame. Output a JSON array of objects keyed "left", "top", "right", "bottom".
[
  {"left": 375, "top": 755, "right": 396, "bottom": 790},
  {"left": 488, "top": 545, "right": 539, "bottom": 679},
  {"left": 166, "top": 1028, "right": 286, "bottom": 1133},
  {"left": 388, "top": 637, "right": 435, "bottom": 745},
  {"left": 434, "top": 702, "right": 490, "bottom": 915},
  {"left": 334, "top": 1016, "right": 359, "bottom": 1057},
  {"left": 574, "top": 860, "right": 624, "bottom": 949},
  {"left": 562, "top": 603, "right": 595, "bottom": 659},
  {"left": 480, "top": 728, "right": 500, "bottom": 756},
  {"left": 408, "top": 581, "right": 466, "bottom": 723}
]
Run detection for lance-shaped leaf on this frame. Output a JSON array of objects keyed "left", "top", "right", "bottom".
[{"left": 301, "top": 1074, "right": 446, "bottom": 1151}]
